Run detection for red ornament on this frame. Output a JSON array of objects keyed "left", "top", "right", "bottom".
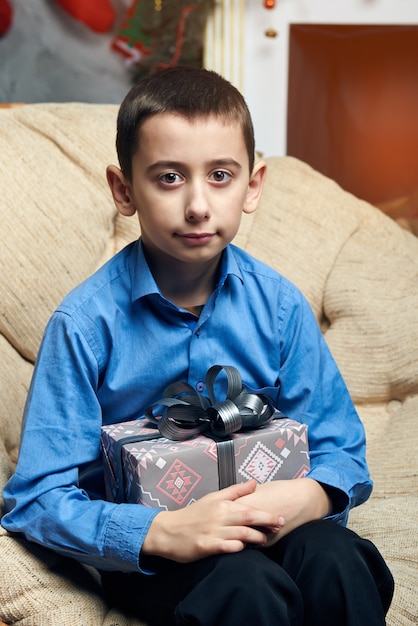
[
  {"left": 0, "top": 0, "right": 13, "bottom": 36},
  {"left": 54, "top": 0, "right": 117, "bottom": 33},
  {"left": 264, "top": 0, "right": 275, "bottom": 8}
]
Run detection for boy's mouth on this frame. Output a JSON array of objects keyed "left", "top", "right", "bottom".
[{"left": 177, "top": 232, "right": 216, "bottom": 245}]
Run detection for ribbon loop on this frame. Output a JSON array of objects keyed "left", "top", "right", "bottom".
[
  {"left": 145, "top": 365, "right": 274, "bottom": 441},
  {"left": 207, "top": 399, "right": 243, "bottom": 437}
]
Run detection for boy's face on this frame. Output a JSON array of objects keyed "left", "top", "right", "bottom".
[{"left": 108, "top": 112, "right": 265, "bottom": 270}]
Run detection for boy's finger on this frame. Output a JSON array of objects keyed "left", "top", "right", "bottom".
[{"left": 217, "top": 479, "right": 257, "bottom": 501}]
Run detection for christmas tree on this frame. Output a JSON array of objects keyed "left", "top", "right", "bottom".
[{"left": 112, "top": 0, "right": 216, "bottom": 78}]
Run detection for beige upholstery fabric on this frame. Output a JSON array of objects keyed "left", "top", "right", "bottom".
[
  {"left": 0, "top": 103, "right": 417, "bottom": 625},
  {"left": 0, "top": 103, "right": 137, "bottom": 362},
  {"left": 0, "top": 527, "right": 144, "bottom": 626},
  {"left": 241, "top": 157, "right": 418, "bottom": 404},
  {"left": 0, "top": 527, "right": 107, "bottom": 625}
]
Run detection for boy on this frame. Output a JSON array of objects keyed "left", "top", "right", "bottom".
[{"left": 2, "top": 67, "right": 393, "bottom": 625}]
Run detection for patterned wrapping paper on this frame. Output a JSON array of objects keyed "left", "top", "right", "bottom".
[{"left": 101, "top": 413, "right": 310, "bottom": 511}]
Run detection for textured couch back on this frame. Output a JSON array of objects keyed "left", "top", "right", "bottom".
[{"left": 1, "top": 103, "right": 417, "bottom": 626}]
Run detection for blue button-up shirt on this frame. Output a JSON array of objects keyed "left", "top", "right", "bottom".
[{"left": 2, "top": 241, "right": 372, "bottom": 572}]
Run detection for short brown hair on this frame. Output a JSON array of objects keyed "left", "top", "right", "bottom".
[{"left": 115, "top": 66, "right": 255, "bottom": 180}]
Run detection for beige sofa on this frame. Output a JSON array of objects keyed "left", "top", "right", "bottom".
[{"left": 0, "top": 103, "right": 417, "bottom": 626}]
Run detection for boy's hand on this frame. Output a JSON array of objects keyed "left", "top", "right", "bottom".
[
  {"left": 141, "top": 479, "right": 284, "bottom": 563},
  {"left": 237, "top": 478, "right": 332, "bottom": 547}
]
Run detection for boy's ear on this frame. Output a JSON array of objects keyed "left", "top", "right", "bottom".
[
  {"left": 106, "top": 164, "right": 136, "bottom": 217},
  {"left": 243, "top": 160, "right": 267, "bottom": 215}
]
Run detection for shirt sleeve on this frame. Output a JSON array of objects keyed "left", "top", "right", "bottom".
[
  {"left": 276, "top": 284, "right": 373, "bottom": 523},
  {"left": 1, "top": 311, "right": 160, "bottom": 573}
]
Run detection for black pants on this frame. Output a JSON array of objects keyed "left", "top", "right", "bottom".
[{"left": 101, "top": 520, "right": 394, "bottom": 626}]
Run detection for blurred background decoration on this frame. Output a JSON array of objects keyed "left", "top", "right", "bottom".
[
  {"left": 0, "top": 0, "right": 215, "bottom": 104},
  {"left": 112, "top": 0, "right": 216, "bottom": 77}
]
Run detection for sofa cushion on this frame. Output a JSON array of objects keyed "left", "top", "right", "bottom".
[
  {"left": 348, "top": 396, "right": 418, "bottom": 626},
  {"left": 0, "top": 103, "right": 139, "bottom": 363},
  {"left": 324, "top": 212, "right": 418, "bottom": 403},
  {"left": 349, "top": 495, "right": 418, "bottom": 626},
  {"left": 357, "top": 396, "right": 418, "bottom": 500},
  {"left": 0, "top": 335, "right": 33, "bottom": 469},
  {"left": 0, "top": 527, "right": 148, "bottom": 625},
  {"left": 249, "top": 156, "right": 418, "bottom": 404},
  {"left": 0, "top": 527, "right": 107, "bottom": 625}
]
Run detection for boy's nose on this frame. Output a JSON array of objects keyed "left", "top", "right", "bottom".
[{"left": 185, "top": 183, "right": 210, "bottom": 221}]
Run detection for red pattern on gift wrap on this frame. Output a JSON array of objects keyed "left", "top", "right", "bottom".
[
  {"left": 293, "top": 464, "right": 310, "bottom": 479},
  {"left": 157, "top": 459, "right": 202, "bottom": 506}
]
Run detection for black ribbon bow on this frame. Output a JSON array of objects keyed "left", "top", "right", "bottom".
[{"left": 144, "top": 365, "right": 275, "bottom": 441}]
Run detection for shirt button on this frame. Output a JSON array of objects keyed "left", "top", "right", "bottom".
[
  {"left": 196, "top": 381, "right": 205, "bottom": 392},
  {"left": 195, "top": 328, "right": 201, "bottom": 337}
]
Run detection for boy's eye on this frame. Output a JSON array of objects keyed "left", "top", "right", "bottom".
[
  {"left": 159, "top": 172, "right": 182, "bottom": 185},
  {"left": 210, "top": 170, "right": 231, "bottom": 183}
]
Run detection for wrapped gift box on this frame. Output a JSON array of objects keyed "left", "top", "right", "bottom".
[{"left": 101, "top": 413, "right": 310, "bottom": 510}]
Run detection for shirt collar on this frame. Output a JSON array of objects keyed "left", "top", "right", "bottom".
[{"left": 130, "top": 239, "right": 244, "bottom": 303}]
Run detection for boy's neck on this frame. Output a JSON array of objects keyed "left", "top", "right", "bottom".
[{"left": 144, "top": 247, "right": 222, "bottom": 309}]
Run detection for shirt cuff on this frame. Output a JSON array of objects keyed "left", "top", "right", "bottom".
[
  {"left": 104, "top": 503, "right": 160, "bottom": 573},
  {"left": 317, "top": 481, "right": 349, "bottom": 516}
]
